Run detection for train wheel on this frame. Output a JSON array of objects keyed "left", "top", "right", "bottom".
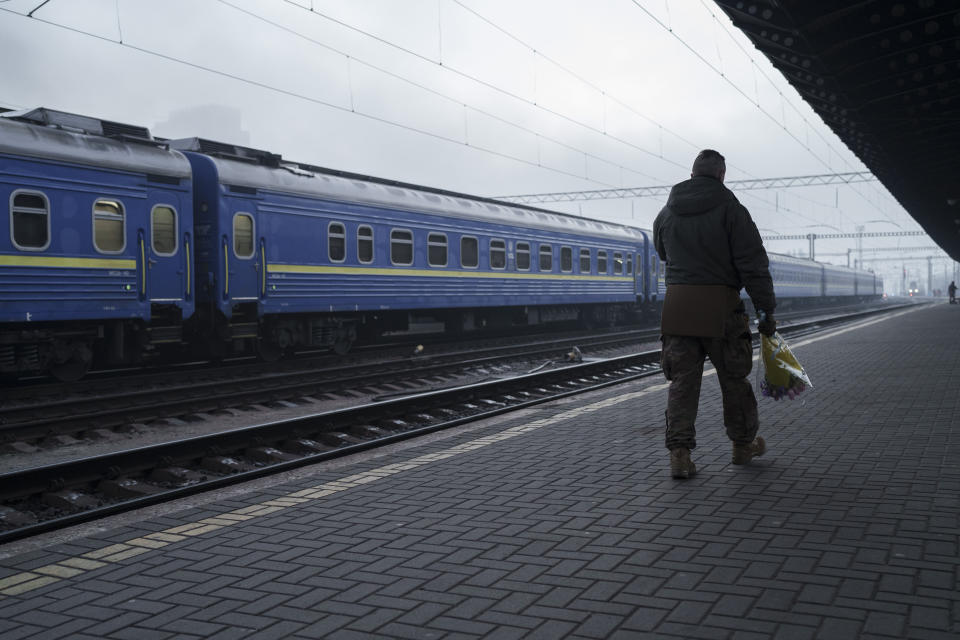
[
  {"left": 49, "top": 358, "right": 90, "bottom": 382},
  {"left": 332, "top": 336, "right": 353, "bottom": 356},
  {"left": 257, "top": 339, "right": 284, "bottom": 363},
  {"left": 46, "top": 340, "right": 92, "bottom": 382}
]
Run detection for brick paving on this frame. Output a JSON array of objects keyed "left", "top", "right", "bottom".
[{"left": 1, "top": 303, "right": 958, "bottom": 639}]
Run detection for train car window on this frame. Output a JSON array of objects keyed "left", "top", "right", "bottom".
[
  {"left": 560, "top": 246, "right": 573, "bottom": 273},
  {"left": 11, "top": 191, "right": 50, "bottom": 250},
  {"left": 390, "top": 229, "right": 414, "bottom": 265},
  {"left": 490, "top": 239, "right": 506, "bottom": 269},
  {"left": 232, "top": 213, "right": 254, "bottom": 258},
  {"left": 516, "top": 242, "right": 530, "bottom": 271},
  {"left": 613, "top": 252, "right": 624, "bottom": 275},
  {"left": 597, "top": 250, "right": 608, "bottom": 274},
  {"left": 627, "top": 254, "right": 633, "bottom": 275},
  {"left": 93, "top": 199, "right": 126, "bottom": 253},
  {"left": 539, "top": 245, "right": 552, "bottom": 272},
  {"left": 151, "top": 205, "right": 178, "bottom": 256},
  {"left": 461, "top": 236, "right": 479, "bottom": 268},
  {"left": 357, "top": 225, "right": 374, "bottom": 264},
  {"left": 428, "top": 233, "right": 448, "bottom": 267},
  {"left": 328, "top": 222, "right": 346, "bottom": 262},
  {"left": 579, "top": 248, "right": 590, "bottom": 273}
]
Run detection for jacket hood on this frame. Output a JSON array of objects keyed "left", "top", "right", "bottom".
[{"left": 665, "top": 176, "right": 733, "bottom": 215}]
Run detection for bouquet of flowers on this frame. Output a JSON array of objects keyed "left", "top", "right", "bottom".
[{"left": 758, "top": 331, "right": 812, "bottom": 401}]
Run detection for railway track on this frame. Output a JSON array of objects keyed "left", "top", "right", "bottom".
[
  {"left": 1, "top": 300, "right": 890, "bottom": 445},
  {"left": 0, "top": 302, "right": 913, "bottom": 543},
  {"left": 0, "top": 327, "right": 658, "bottom": 449}
]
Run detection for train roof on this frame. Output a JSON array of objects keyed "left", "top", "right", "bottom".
[
  {"left": 768, "top": 251, "right": 875, "bottom": 277},
  {"left": 168, "top": 137, "right": 647, "bottom": 244},
  {"left": 821, "top": 263, "right": 860, "bottom": 273},
  {"left": 767, "top": 252, "right": 822, "bottom": 268},
  {"left": 0, "top": 108, "right": 191, "bottom": 178}
]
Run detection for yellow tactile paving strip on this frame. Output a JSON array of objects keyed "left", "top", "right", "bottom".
[{"left": 0, "top": 306, "right": 919, "bottom": 599}]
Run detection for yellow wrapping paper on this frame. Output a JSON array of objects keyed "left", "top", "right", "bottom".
[{"left": 759, "top": 332, "right": 812, "bottom": 399}]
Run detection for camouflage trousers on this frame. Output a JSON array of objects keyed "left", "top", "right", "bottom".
[{"left": 661, "top": 308, "right": 758, "bottom": 451}]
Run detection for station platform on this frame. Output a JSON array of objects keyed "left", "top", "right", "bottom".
[{"left": 1, "top": 302, "right": 958, "bottom": 639}]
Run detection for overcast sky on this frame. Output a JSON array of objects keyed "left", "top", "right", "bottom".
[{"left": 0, "top": 0, "right": 947, "bottom": 288}]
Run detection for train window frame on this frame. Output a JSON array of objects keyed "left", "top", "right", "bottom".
[
  {"left": 597, "top": 250, "right": 608, "bottom": 274},
  {"left": 150, "top": 204, "right": 178, "bottom": 257},
  {"left": 232, "top": 212, "right": 255, "bottom": 259},
  {"left": 328, "top": 221, "right": 346, "bottom": 263},
  {"left": 516, "top": 241, "right": 531, "bottom": 271},
  {"left": 579, "top": 248, "right": 591, "bottom": 273},
  {"left": 390, "top": 228, "right": 414, "bottom": 266},
  {"left": 357, "top": 225, "right": 374, "bottom": 264},
  {"left": 627, "top": 253, "right": 633, "bottom": 275},
  {"left": 490, "top": 238, "right": 506, "bottom": 270},
  {"left": 10, "top": 189, "right": 51, "bottom": 251},
  {"left": 613, "top": 251, "right": 624, "bottom": 275},
  {"left": 93, "top": 198, "right": 126, "bottom": 254},
  {"left": 539, "top": 244, "right": 553, "bottom": 272},
  {"left": 428, "top": 232, "right": 448, "bottom": 267},
  {"left": 460, "top": 236, "right": 479, "bottom": 269},
  {"left": 560, "top": 246, "right": 573, "bottom": 273}
]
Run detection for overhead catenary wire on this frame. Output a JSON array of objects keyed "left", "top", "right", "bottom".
[
  {"left": 0, "top": 6, "right": 634, "bottom": 190},
  {"left": 2, "top": 0, "right": 829, "bottom": 230},
  {"left": 278, "top": 0, "right": 686, "bottom": 175},
  {"left": 692, "top": 0, "right": 903, "bottom": 226},
  {"left": 629, "top": 0, "right": 891, "bottom": 230},
  {"left": 3, "top": 2, "right": 912, "bottom": 236},
  {"left": 280, "top": 0, "right": 837, "bottom": 225},
  {"left": 0, "top": 2, "right": 837, "bottom": 230},
  {"left": 218, "top": 0, "right": 665, "bottom": 184},
  {"left": 433, "top": 1, "right": 857, "bottom": 223}
]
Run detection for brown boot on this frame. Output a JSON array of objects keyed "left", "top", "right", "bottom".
[
  {"left": 670, "top": 448, "right": 696, "bottom": 479},
  {"left": 732, "top": 436, "right": 766, "bottom": 465}
]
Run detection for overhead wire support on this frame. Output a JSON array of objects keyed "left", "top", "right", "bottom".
[
  {"left": 635, "top": 0, "right": 898, "bottom": 223},
  {"left": 27, "top": 0, "right": 51, "bottom": 17},
  {"left": 817, "top": 246, "right": 944, "bottom": 256},
  {"left": 760, "top": 230, "right": 927, "bottom": 241},
  {"left": 500, "top": 171, "right": 877, "bottom": 204}
]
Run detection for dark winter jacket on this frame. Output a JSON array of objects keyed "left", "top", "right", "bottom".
[{"left": 653, "top": 176, "right": 775, "bottom": 315}]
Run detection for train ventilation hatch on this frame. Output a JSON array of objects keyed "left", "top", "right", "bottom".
[
  {"left": 167, "top": 137, "right": 283, "bottom": 167},
  {"left": 0, "top": 107, "right": 157, "bottom": 145}
]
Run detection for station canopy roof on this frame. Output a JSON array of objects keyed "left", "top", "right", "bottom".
[{"left": 714, "top": 1, "right": 960, "bottom": 261}]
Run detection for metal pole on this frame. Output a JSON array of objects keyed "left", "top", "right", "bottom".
[
  {"left": 928, "top": 256, "right": 933, "bottom": 297},
  {"left": 807, "top": 233, "right": 816, "bottom": 261},
  {"left": 856, "top": 225, "right": 863, "bottom": 269}
]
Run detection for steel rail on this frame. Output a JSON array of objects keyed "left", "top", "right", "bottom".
[{"left": 0, "top": 328, "right": 658, "bottom": 444}]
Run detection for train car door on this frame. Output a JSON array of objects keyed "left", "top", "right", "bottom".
[
  {"left": 226, "top": 209, "right": 259, "bottom": 300},
  {"left": 633, "top": 252, "right": 641, "bottom": 299},
  {"left": 146, "top": 202, "right": 184, "bottom": 302}
]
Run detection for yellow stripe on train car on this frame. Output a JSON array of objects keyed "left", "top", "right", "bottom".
[
  {"left": 0, "top": 255, "right": 137, "bottom": 269},
  {"left": 267, "top": 264, "right": 630, "bottom": 282}
]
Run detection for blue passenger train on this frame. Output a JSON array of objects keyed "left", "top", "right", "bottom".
[{"left": 0, "top": 108, "right": 882, "bottom": 380}]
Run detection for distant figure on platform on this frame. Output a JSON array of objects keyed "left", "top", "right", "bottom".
[
  {"left": 653, "top": 150, "right": 777, "bottom": 479},
  {"left": 949, "top": 281, "right": 957, "bottom": 304}
]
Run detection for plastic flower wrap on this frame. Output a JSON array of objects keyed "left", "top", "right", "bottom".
[{"left": 758, "top": 332, "right": 812, "bottom": 401}]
